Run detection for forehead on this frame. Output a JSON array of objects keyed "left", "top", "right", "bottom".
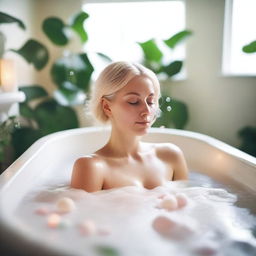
[{"left": 118, "top": 75, "right": 156, "bottom": 96}]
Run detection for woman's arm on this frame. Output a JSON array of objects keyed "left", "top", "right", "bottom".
[
  {"left": 171, "top": 147, "right": 188, "bottom": 180},
  {"left": 70, "top": 157, "right": 105, "bottom": 192}
]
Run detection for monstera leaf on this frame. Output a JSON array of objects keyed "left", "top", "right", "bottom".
[{"left": 12, "top": 39, "right": 49, "bottom": 70}]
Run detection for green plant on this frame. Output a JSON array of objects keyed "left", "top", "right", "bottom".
[
  {"left": 0, "top": 11, "right": 99, "bottom": 158},
  {"left": 137, "top": 30, "right": 192, "bottom": 129},
  {"left": 238, "top": 126, "right": 256, "bottom": 157},
  {"left": 0, "top": 116, "right": 18, "bottom": 162},
  {"left": 0, "top": 12, "right": 49, "bottom": 68},
  {"left": 0, "top": 12, "right": 49, "bottom": 163},
  {"left": 238, "top": 40, "right": 256, "bottom": 157},
  {"left": 1, "top": 10, "right": 192, "bottom": 160}
]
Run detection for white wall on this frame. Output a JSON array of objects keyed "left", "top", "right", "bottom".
[
  {"left": 170, "top": 0, "right": 256, "bottom": 147},
  {"left": 1, "top": 0, "right": 255, "bottom": 147}
]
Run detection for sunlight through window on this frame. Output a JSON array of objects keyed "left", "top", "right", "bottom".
[
  {"left": 83, "top": 1, "right": 185, "bottom": 78},
  {"left": 223, "top": 0, "right": 256, "bottom": 76}
]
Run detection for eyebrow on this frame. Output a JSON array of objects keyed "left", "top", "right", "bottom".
[{"left": 124, "top": 92, "right": 155, "bottom": 96}]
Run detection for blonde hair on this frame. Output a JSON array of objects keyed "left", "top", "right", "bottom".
[{"left": 88, "top": 61, "right": 161, "bottom": 124}]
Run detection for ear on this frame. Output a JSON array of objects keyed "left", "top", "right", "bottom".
[{"left": 101, "top": 98, "right": 112, "bottom": 117}]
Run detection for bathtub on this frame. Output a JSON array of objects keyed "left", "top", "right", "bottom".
[{"left": 0, "top": 126, "right": 255, "bottom": 256}]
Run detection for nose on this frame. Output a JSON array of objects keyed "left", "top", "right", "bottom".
[{"left": 140, "top": 102, "right": 151, "bottom": 118}]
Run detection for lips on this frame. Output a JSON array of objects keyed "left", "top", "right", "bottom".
[{"left": 136, "top": 121, "right": 150, "bottom": 125}]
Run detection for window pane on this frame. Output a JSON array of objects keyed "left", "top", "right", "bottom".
[
  {"left": 223, "top": 0, "right": 256, "bottom": 76},
  {"left": 83, "top": 1, "right": 185, "bottom": 77}
]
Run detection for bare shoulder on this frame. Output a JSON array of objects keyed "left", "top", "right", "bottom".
[
  {"left": 154, "top": 143, "right": 189, "bottom": 180},
  {"left": 70, "top": 154, "right": 106, "bottom": 192},
  {"left": 154, "top": 142, "right": 183, "bottom": 159}
]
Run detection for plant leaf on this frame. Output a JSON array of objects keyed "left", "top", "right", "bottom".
[
  {"left": 0, "top": 12, "right": 26, "bottom": 30},
  {"left": 164, "top": 30, "right": 192, "bottom": 49},
  {"left": 34, "top": 99, "right": 79, "bottom": 135},
  {"left": 12, "top": 127, "right": 42, "bottom": 158},
  {"left": 54, "top": 87, "right": 86, "bottom": 106},
  {"left": 242, "top": 40, "right": 256, "bottom": 54},
  {"left": 0, "top": 31, "right": 6, "bottom": 57},
  {"left": 138, "top": 39, "right": 163, "bottom": 63},
  {"left": 163, "top": 61, "right": 183, "bottom": 77},
  {"left": 20, "top": 102, "right": 35, "bottom": 119},
  {"left": 42, "top": 17, "right": 69, "bottom": 46},
  {"left": 238, "top": 126, "right": 256, "bottom": 157},
  {"left": 12, "top": 39, "right": 49, "bottom": 70},
  {"left": 51, "top": 53, "right": 94, "bottom": 92},
  {"left": 96, "top": 52, "right": 113, "bottom": 63},
  {"left": 19, "top": 85, "right": 48, "bottom": 102},
  {"left": 70, "top": 11, "right": 89, "bottom": 43},
  {"left": 153, "top": 96, "right": 188, "bottom": 129}
]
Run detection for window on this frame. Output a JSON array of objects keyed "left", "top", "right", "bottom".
[
  {"left": 83, "top": 0, "right": 186, "bottom": 78},
  {"left": 223, "top": 0, "right": 256, "bottom": 76}
]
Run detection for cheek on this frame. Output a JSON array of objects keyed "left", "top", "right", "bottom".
[{"left": 113, "top": 104, "right": 137, "bottom": 122}]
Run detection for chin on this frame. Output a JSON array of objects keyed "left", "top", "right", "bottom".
[{"left": 134, "top": 126, "right": 150, "bottom": 136}]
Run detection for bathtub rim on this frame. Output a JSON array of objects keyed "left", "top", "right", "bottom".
[{"left": 1, "top": 126, "right": 255, "bottom": 190}]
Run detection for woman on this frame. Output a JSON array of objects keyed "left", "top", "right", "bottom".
[{"left": 71, "top": 61, "right": 188, "bottom": 192}]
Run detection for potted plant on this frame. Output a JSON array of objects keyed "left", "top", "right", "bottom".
[{"left": 0, "top": 10, "right": 192, "bottom": 165}]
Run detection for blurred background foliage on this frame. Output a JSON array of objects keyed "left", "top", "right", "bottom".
[{"left": 0, "top": 10, "right": 192, "bottom": 166}]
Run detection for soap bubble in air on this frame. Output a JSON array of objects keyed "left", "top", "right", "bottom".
[
  {"left": 166, "top": 97, "right": 171, "bottom": 103},
  {"left": 167, "top": 106, "right": 172, "bottom": 112}
]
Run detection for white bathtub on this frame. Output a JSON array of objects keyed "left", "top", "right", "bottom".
[{"left": 0, "top": 127, "right": 256, "bottom": 256}]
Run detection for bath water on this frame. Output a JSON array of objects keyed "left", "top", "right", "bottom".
[{"left": 15, "top": 172, "right": 256, "bottom": 256}]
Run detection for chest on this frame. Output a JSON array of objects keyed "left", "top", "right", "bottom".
[{"left": 103, "top": 155, "right": 173, "bottom": 190}]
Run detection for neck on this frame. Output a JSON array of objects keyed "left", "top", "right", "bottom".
[{"left": 105, "top": 127, "right": 143, "bottom": 158}]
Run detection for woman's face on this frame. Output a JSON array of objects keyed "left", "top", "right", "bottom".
[{"left": 106, "top": 75, "right": 159, "bottom": 135}]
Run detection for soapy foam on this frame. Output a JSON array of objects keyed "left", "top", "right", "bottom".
[{"left": 15, "top": 177, "right": 256, "bottom": 256}]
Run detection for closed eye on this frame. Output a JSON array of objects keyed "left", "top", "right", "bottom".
[
  {"left": 128, "top": 101, "right": 139, "bottom": 105},
  {"left": 128, "top": 101, "right": 155, "bottom": 106}
]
